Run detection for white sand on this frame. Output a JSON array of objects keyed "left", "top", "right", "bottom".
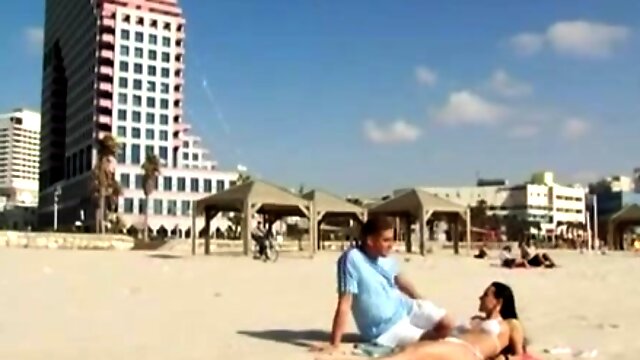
[{"left": 0, "top": 248, "right": 637, "bottom": 359}]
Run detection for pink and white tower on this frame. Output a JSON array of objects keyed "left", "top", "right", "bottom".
[{"left": 39, "top": 1, "right": 236, "bottom": 233}]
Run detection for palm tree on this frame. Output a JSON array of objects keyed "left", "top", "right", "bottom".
[
  {"left": 92, "top": 134, "right": 119, "bottom": 233},
  {"left": 141, "top": 153, "right": 161, "bottom": 242}
]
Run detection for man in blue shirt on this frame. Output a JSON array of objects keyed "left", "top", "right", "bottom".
[{"left": 325, "top": 216, "right": 454, "bottom": 351}]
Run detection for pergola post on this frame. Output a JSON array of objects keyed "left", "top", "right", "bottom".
[
  {"left": 191, "top": 200, "right": 196, "bottom": 256},
  {"left": 315, "top": 210, "right": 326, "bottom": 252},
  {"left": 241, "top": 200, "right": 254, "bottom": 256},
  {"left": 419, "top": 210, "right": 433, "bottom": 256},
  {"left": 203, "top": 208, "right": 216, "bottom": 255},
  {"left": 452, "top": 215, "right": 460, "bottom": 255},
  {"left": 465, "top": 208, "right": 472, "bottom": 254},
  {"left": 404, "top": 216, "right": 413, "bottom": 253}
]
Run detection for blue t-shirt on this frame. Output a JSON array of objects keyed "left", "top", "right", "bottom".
[{"left": 337, "top": 248, "right": 412, "bottom": 341}]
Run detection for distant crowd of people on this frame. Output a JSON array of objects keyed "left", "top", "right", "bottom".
[{"left": 474, "top": 243, "right": 557, "bottom": 269}]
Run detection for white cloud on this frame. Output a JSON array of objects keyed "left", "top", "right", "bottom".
[
  {"left": 433, "top": 90, "right": 510, "bottom": 126},
  {"left": 488, "top": 69, "right": 533, "bottom": 98},
  {"left": 562, "top": 117, "right": 591, "bottom": 139},
  {"left": 24, "top": 27, "right": 44, "bottom": 53},
  {"left": 547, "top": 21, "right": 630, "bottom": 58},
  {"left": 508, "top": 124, "right": 539, "bottom": 138},
  {"left": 509, "top": 33, "right": 545, "bottom": 55},
  {"left": 363, "top": 119, "right": 421, "bottom": 144},
  {"left": 508, "top": 20, "right": 630, "bottom": 58},
  {"left": 415, "top": 66, "right": 438, "bottom": 87}
]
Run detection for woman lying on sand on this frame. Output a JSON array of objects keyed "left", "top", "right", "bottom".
[
  {"left": 319, "top": 281, "right": 526, "bottom": 360},
  {"left": 378, "top": 281, "right": 525, "bottom": 360}
]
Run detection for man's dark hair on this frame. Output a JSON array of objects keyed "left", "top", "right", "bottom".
[{"left": 360, "top": 216, "right": 394, "bottom": 241}]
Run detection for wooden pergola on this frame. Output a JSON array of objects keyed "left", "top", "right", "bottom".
[
  {"left": 193, "top": 180, "right": 313, "bottom": 256},
  {"left": 601, "top": 204, "right": 640, "bottom": 250},
  {"left": 368, "top": 188, "right": 470, "bottom": 255},
  {"left": 302, "top": 189, "right": 367, "bottom": 251}
]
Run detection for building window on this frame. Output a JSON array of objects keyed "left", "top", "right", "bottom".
[
  {"left": 162, "top": 36, "right": 171, "bottom": 47},
  {"left": 133, "top": 95, "right": 142, "bottom": 107},
  {"left": 133, "top": 79, "right": 142, "bottom": 90},
  {"left": 117, "top": 93, "right": 127, "bottom": 105},
  {"left": 204, "top": 179, "right": 212, "bottom": 192},
  {"left": 120, "top": 45, "right": 129, "bottom": 56},
  {"left": 181, "top": 200, "right": 190, "bottom": 216},
  {"left": 138, "top": 198, "right": 147, "bottom": 215},
  {"left": 118, "top": 109, "right": 127, "bottom": 121},
  {"left": 167, "top": 200, "right": 177, "bottom": 216},
  {"left": 216, "top": 180, "right": 225, "bottom": 192},
  {"left": 145, "top": 129, "right": 154, "bottom": 140},
  {"left": 134, "top": 47, "right": 143, "bottom": 59},
  {"left": 159, "top": 114, "right": 169, "bottom": 125},
  {"left": 153, "top": 199, "right": 163, "bottom": 215},
  {"left": 159, "top": 130, "right": 168, "bottom": 141},
  {"left": 159, "top": 146, "right": 168, "bottom": 162},
  {"left": 148, "top": 65, "right": 157, "bottom": 77},
  {"left": 132, "top": 127, "right": 141, "bottom": 139},
  {"left": 161, "top": 68, "right": 170, "bottom": 78},
  {"left": 149, "top": 34, "right": 157, "bottom": 45},
  {"left": 118, "top": 77, "right": 128, "bottom": 89},
  {"left": 119, "top": 61, "right": 129, "bottom": 72},
  {"left": 183, "top": 141, "right": 190, "bottom": 148},
  {"left": 177, "top": 177, "right": 186, "bottom": 191},
  {"left": 161, "top": 83, "right": 170, "bottom": 94},
  {"left": 190, "top": 178, "right": 199, "bottom": 192},
  {"left": 135, "top": 174, "right": 143, "bottom": 189},
  {"left": 134, "top": 63, "right": 143, "bottom": 74},
  {"left": 147, "top": 81, "right": 156, "bottom": 92},
  {"left": 121, "top": 29, "right": 130, "bottom": 40},
  {"left": 135, "top": 31, "right": 144, "bottom": 43},
  {"left": 146, "top": 113, "right": 155, "bottom": 124},
  {"left": 117, "top": 126, "right": 126, "bottom": 137},
  {"left": 192, "top": 153, "right": 199, "bottom": 161},
  {"left": 131, "top": 144, "right": 141, "bottom": 164},
  {"left": 161, "top": 52, "right": 170, "bottom": 63},
  {"left": 120, "top": 173, "right": 130, "bottom": 188},
  {"left": 117, "top": 144, "right": 126, "bottom": 163},
  {"left": 148, "top": 50, "right": 157, "bottom": 61},
  {"left": 146, "top": 97, "right": 156, "bottom": 108},
  {"left": 132, "top": 111, "right": 141, "bottom": 123},
  {"left": 163, "top": 176, "right": 172, "bottom": 191},
  {"left": 160, "top": 99, "right": 169, "bottom": 109},
  {"left": 124, "top": 198, "right": 134, "bottom": 213},
  {"left": 182, "top": 152, "right": 189, "bottom": 161}
]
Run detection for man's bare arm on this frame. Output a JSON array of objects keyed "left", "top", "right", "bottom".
[
  {"left": 330, "top": 293, "right": 353, "bottom": 347},
  {"left": 394, "top": 273, "right": 422, "bottom": 299}
]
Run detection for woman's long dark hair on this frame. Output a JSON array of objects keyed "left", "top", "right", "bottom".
[{"left": 491, "top": 281, "right": 518, "bottom": 320}]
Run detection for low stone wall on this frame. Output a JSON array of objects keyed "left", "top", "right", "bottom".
[{"left": 0, "top": 231, "right": 135, "bottom": 251}]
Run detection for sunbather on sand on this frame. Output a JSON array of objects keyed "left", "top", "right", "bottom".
[
  {"left": 321, "top": 281, "right": 526, "bottom": 360},
  {"left": 499, "top": 246, "right": 528, "bottom": 268},
  {"left": 519, "top": 244, "right": 556, "bottom": 268}
]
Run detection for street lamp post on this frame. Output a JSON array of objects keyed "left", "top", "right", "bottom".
[{"left": 53, "top": 186, "right": 61, "bottom": 231}]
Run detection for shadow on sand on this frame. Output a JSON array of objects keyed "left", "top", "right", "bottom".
[
  {"left": 237, "top": 329, "right": 360, "bottom": 348},
  {"left": 147, "top": 253, "right": 184, "bottom": 260}
]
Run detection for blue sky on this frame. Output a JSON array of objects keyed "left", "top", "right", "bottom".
[{"left": 1, "top": 1, "right": 639, "bottom": 195}]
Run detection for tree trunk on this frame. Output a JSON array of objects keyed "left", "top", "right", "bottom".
[
  {"left": 98, "top": 188, "right": 106, "bottom": 234},
  {"left": 143, "top": 195, "right": 149, "bottom": 242}
]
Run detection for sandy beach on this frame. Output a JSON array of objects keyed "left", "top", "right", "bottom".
[{"left": 0, "top": 247, "right": 637, "bottom": 360}]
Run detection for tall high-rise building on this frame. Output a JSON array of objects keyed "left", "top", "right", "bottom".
[{"left": 39, "top": 0, "right": 236, "bottom": 235}]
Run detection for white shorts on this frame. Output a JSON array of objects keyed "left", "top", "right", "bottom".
[{"left": 374, "top": 300, "right": 447, "bottom": 348}]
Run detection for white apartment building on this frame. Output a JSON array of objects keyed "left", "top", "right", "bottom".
[
  {"left": 0, "top": 109, "right": 40, "bottom": 208},
  {"left": 399, "top": 171, "right": 586, "bottom": 234}
]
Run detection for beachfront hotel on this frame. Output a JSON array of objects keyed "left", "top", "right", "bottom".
[{"left": 38, "top": 0, "right": 237, "bottom": 235}]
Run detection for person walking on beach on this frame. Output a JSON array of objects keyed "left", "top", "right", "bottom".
[{"left": 319, "top": 216, "right": 454, "bottom": 353}]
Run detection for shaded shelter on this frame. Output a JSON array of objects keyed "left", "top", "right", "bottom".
[
  {"left": 302, "top": 189, "right": 367, "bottom": 251},
  {"left": 368, "top": 188, "right": 470, "bottom": 255},
  {"left": 193, "top": 180, "right": 313, "bottom": 256},
  {"left": 600, "top": 204, "right": 640, "bottom": 250}
]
